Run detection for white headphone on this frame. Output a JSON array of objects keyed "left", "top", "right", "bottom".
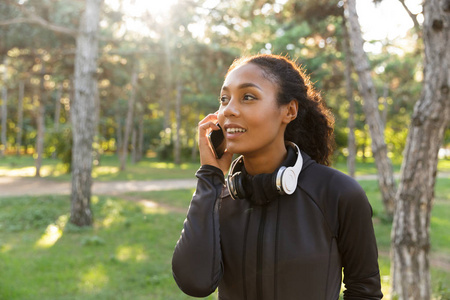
[
  {"left": 226, "top": 141, "right": 303, "bottom": 200},
  {"left": 275, "top": 141, "right": 303, "bottom": 195}
]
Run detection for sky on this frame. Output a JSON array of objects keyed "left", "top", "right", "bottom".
[{"left": 356, "top": 0, "right": 422, "bottom": 41}]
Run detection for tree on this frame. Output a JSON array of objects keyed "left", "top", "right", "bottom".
[
  {"left": 174, "top": 80, "right": 182, "bottom": 165},
  {"left": 70, "top": 0, "right": 102, "bottom": 226},
  {"left": 0, "top": 57, "right": 7, "bottom": 157},
  {"left": 391, "top": 0, "right": 450, "bottom": 298},
  {"left": 342, "top": 19, "right": 356, "bottom": 178},
  {"left": 35, "top": 62, "right": 46, "bottom": 177},
  {"left": 52, "top": 83, "right": 63, "bottom": 159},
  {"left": 16, "top": 80, "right": 24, "bottom": 155},
  {"left": 119, "top": 62, "right": 138, "bottom": 171},
  {"left": 343, "top": 0, "right": 396, "bottom": 216}
]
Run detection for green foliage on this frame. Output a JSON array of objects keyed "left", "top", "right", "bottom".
[
  {"left": 1, "top": 0, "right": 447, "bottom": 166},
  {"left": 44, "top": 125, "right": 73, "bottom": 172}
]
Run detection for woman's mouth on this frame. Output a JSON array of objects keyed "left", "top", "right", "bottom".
[
  {"left": 226, "top": 128, "right": 247, "bottom": 134},
  {"left": 225, "top": 127, "right": 247, "bottom": 139}
]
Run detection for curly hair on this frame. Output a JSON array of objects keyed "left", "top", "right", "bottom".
[{"left": 226, "top": 54, "right": 335, "bottom": 166}]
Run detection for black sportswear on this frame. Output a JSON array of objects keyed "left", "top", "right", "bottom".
[{"left": 172, "top": 150, "right": 383, "bottom": 299}]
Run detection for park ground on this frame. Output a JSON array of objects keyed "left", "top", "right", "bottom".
[{"left": 0, "top": 156, "right": 449, "bottom": 299}]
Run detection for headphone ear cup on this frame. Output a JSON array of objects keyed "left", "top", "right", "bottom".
[
  {"left": 227, "top": 171, "right": 247, "bottom": 200},
  {"left": 275, "top": 142, "right": 303, "bottom": 195},
  {"left": 234, "top": 173, "right": 247, "bottom": 200},
  {"left": 280, "top": 167, "right": 297, "bottom": 195}
]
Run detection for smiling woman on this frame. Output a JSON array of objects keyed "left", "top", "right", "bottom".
[{"left": 172, "top": 54, "right": 383, "bottom": 300}]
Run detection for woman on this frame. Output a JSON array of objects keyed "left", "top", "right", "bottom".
[{"left": 172, "top": 54, "right": 383, "bottom": 299}]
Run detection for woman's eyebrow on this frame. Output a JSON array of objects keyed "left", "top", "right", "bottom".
[{"left": 221, "top": 82, "right": 263, "bottom": 92}]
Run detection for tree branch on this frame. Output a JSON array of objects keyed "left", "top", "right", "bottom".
[
  {"left": 0, "top": 17, "right": 78, "bottom": 36},
  {"left": 0, "top": 17, "right": 30, "bottom": 26},
  {"left": 398, "top": 0, "right": 421, "bottom": 30},
  {"left": 2, "top": 0, "right": 78, "bottom": 37}
]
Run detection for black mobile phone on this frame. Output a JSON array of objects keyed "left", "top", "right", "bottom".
[{"left": 208, "top": 124, "right": 226, "bottom": 159}]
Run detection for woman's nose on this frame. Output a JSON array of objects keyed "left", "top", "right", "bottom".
[{"left": 222, "top": 98, "right": 239, "bottom": 117}]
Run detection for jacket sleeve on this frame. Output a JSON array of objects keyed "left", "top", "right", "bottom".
[
  {"left": 172, "top": 165, "right": 225, "bottom": 297},
  {"left": 337, "top": 179, "right": 384, "bottom": 300}
]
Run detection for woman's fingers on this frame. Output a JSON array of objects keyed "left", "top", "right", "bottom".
[
  {"left": 197, "top": 112, "right": 233, "bottom": 173},
  {"left": 198, "top": 114, "right": 220, "bottom": 166}
]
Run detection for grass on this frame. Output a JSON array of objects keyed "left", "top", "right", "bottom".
[
  {"left": 1, "top": 178, "right": 449, "bottom": 299},
  {"left": 0, "top": 154, "right": 200, "bottom": 182},
  {"left": 1, "top": 154, "right": 449, "bottom": 182},
  {"left": 0, "top": 193, "right": 214, "bottom": 300},
  {"left": 333, "top": 155, "right": 450, "bottom": 176},
  {"left": 1, "top": 154, "right": 449, "bottom": 299}
]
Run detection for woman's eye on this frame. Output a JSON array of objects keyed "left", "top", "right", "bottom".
[
  {"left": 219, "top": 96, "right": 229, "bottom": 103},
  {"left": 243, "top": 94, "right": 256, "bottom": 101}
]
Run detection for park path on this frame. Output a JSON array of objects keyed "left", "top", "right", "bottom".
[
  {"left": 0, "top": 176, "right": 197, "bottom": 198},
  {"left": 2, "top": 172, "right": 450, "bottom": 197}
]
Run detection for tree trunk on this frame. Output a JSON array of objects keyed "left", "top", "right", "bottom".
[
  {"left": 54, "top": 84, "right": 62, "bottom": 132},
  {"left": 174, "top": 81, "right": 182, "bottom": 165},
  {"left": 381, "top": 83, "right": 389, "bottom": 126},
  {"left": 115, "top": 112, "right": 122, "bottom": 155},
  {"left": 67, "top": 77, "right": 74, "bottom": 124},
  {"left": 391, "top": 1, "right": 450, "bottom": 299},
  {"left": 131, "top": 126, "right": 137, "bottom": 164},
  {"left": 344, "top": 0, "right": 396, "bottom": 216},
  {"left": 52, "top": 83, "right": 62, "bottom": 159},
  {"left": 191, "top": 111, "right": 200, "bottom": 162},
  {"left": 361, "top": 127, "right": 367, "bottom": 163},
  {"left": 92, "top": 79, "right": 101, "bottom": 165},
  {"left": 16, "top": 80, "right": 24, "bottom": 156},
  {"left": 1, "top": 57, "right": 7, "bottom": 158},
  {"left": 136, "top": 115, "right": 144, "bottom": 162},
  {"left": 342, "top": 20, "right": 356, "bottom": 178},
  {"left": 162, "top": 25, "right": 173, "bottom": 132},
  {"left": 35, "top": 69, "right": 46, "bottom": 178},
  {"left": 70, "top": 0, "right": 102, "bottom": 227},
  {"left": 120, "top": 64, "right": 138, "bottom": 171}
]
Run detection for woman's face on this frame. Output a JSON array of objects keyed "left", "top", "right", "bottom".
[{"left": 218, "top": 63, "right": 290, "bottom": 158}]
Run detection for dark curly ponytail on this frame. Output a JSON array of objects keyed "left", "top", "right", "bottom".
[{"left": 226, "top": 54, "right": 335, "bottom": 166}]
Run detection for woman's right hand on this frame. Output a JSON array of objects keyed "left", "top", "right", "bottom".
[{"left": 198, "top": 113, "right": 233, "bottom": 175}]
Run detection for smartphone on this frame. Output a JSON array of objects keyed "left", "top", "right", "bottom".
[{"left": 208, "top": 124, "right": 226, "bottom": 159}]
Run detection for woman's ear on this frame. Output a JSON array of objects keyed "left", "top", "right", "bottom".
[{"left": 282, "top": 99, "right": 298, "bottom": 124}]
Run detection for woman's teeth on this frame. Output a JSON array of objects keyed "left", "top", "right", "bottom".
[{"left": 227, "top": 128, "right": 246, "bottom": 133}]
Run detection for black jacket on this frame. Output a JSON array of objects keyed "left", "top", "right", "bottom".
[{"left": 172, "top": 151, "right": 383, "bottom": 300}]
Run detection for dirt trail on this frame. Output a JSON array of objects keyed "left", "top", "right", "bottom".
[
  {"left": 0, "top": 176, "right": 197, "bottom": 197},
  {"left": 2, "top": 172, "right": 449, "bottom": 198}
]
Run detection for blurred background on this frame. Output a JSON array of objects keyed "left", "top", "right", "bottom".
[
  {"left": 0, "top": 0, "right": 440, "bottom": 166},
  {"left": 0, "top": 0, "right": 449, "bottom": 299}
]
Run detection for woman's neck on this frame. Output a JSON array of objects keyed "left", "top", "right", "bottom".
[{"left": 242, "top": 142, "right": 288, "bottom": 175}]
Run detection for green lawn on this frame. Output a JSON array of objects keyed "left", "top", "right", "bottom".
[
  {"left": 1, "top": 178, "right": 449, "bottom": 299},
  {"left": 0, "top": 192, "right": 215, "bottom": 300},
  {"left": 1, "top": 154, "right": 449, "bottom": 299},
  {"left": 1, "top": 154, "right": 449, "bottom": 182},
  {"left": 0, "top": 155, "right": 200, "bottom": 181}
]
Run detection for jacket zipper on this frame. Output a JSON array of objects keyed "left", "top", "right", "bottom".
[{"left": 256, "top": 205, "right": 267, "bottom": 300}]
